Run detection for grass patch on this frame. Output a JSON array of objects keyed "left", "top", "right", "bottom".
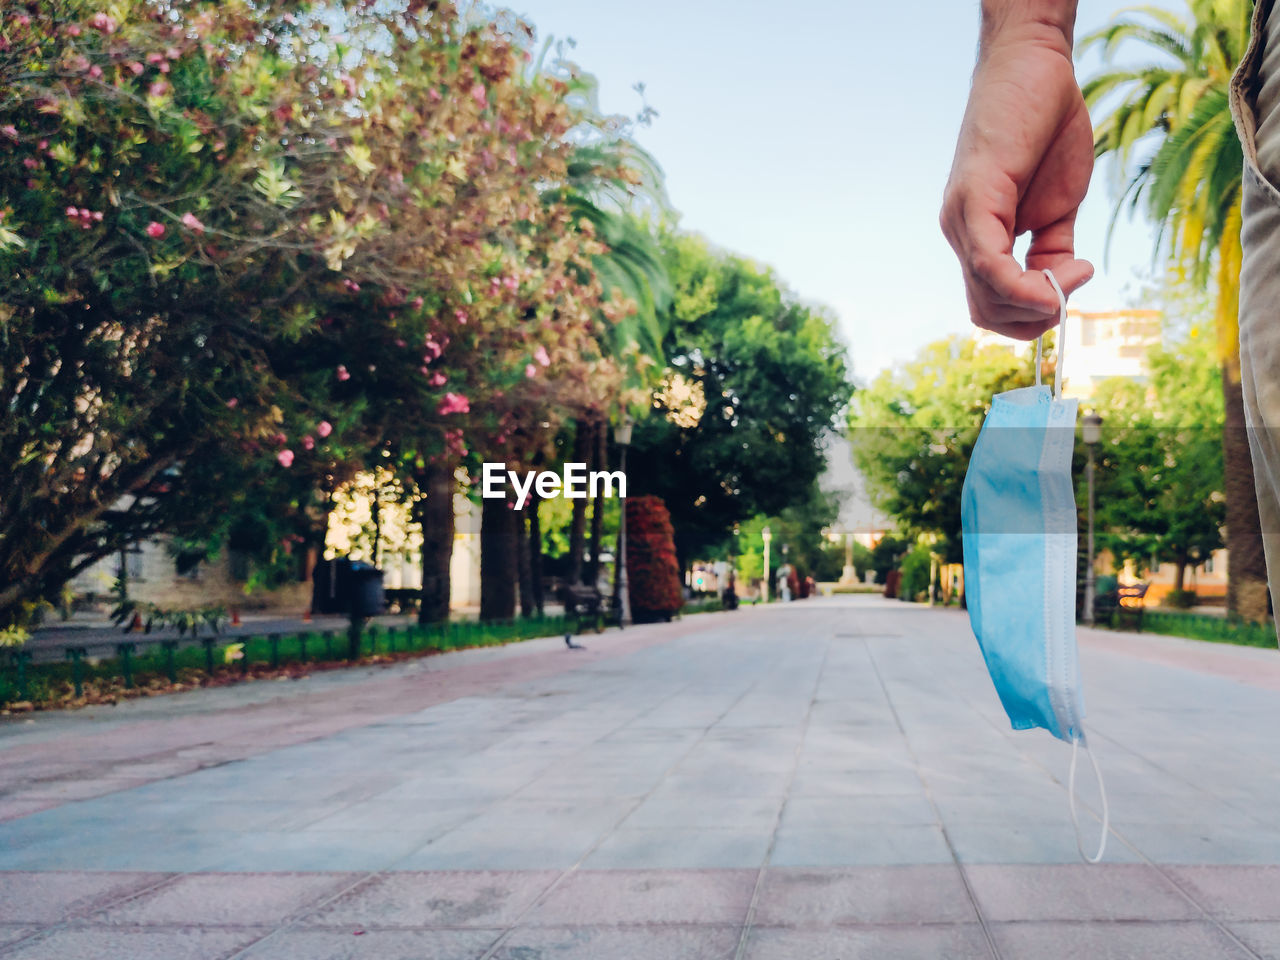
[{"left": 1124, "top": 610, "right": 1277, "bottom": 650}]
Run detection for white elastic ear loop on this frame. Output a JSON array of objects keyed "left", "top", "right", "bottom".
[
  {"left": 1037, "top": 268, "right": 1069, "bottom": 399},
  {"left": 1068, "top": 731, "right": 1109, "bottom": 863}
]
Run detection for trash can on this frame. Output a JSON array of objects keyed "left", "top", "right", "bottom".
[{"left": 348, "top": 561, "right": 385, "bottom": 618}]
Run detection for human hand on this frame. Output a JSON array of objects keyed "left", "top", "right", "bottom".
[{"left": 941, "top": 23, "right": 1095, "bottom": 339}]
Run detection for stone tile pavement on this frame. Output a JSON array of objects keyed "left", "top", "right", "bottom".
[{"left": 1, "top": 596, "right": 1279, "bottom": 958}]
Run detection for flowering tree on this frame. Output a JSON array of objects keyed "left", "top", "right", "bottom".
[{"left": 0, "top": 0, "right": 648, "bottom": 625}]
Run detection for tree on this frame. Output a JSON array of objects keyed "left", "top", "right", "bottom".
[
  {"left": 1090, "top": 325, "right": 1225, "bottom": 590},
  {"left": 1081, "top": 0, "right": 1269, "bottom": 621},
  {"left": 626, "top": 229, "right": 852, "bottom": 569},
  {"left": 0, "top": 2, "right": 657, "bottom": 626},
  {"left": 849, "top": 336, "right": 1034, "bottom": 563}
]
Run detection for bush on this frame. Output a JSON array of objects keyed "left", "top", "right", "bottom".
[
  {"left": 898, "top": 546, "right": 933, "bottom": 602},
  {"left": 626, "top": 496, "right": 684, "bottom": 622},
  {"left": 1163, "top": 589, "right": 1197, "bottom": 609}
]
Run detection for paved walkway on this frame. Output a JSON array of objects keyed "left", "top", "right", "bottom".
[{"left": 1, "top": 596, "right": 1279, "bottom": 959}]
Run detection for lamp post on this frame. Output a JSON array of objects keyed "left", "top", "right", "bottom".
[
  {"left": 612, "top": 415, "right": 634, "bottom": 626},
  {"left": 1082, "top": 412, "right": 1102, "bottom": 626},
  {"left": 761, "top": 525, "right": 772, "bottom": 603}
]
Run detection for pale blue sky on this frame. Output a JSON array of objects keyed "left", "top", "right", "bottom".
[{"left": 515, "top": 0, "right": 1183, "bottom": 382}]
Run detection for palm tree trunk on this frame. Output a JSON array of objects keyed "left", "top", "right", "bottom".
[
  {"left": 480, "top": 495, "right": 517, "bottom": 622},
  {"left": 416, "top": 459, "right": 455, "bottom": 626},
  {"left": 1222, "top": 362, "right": 1270, "bottom": 622}
]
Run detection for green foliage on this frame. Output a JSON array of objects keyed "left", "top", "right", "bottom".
[
  {"left": 1090, "top": 325, "right": 1224, "bottom": 582},
  {"left": 898, "top": 546, "right": 933, "bottom": 602},
  {"left": 1132, "top": 610, "right": 1278, "bottom": 649},
  {"left": 0, "top": 626, "right": 28, "bottom": 649},
  {"left": 627, "top": 229, "right": 853, "bottom": 564},
  {"left": 849, "top": 336, "right": 1035, "bottom": 563},
  {"left": 870, "top": 535, "right": 909, "bottom": 585}
]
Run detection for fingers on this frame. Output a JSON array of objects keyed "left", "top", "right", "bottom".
[{"left": 943, "top": 190, "right": 1093, "bottom": 341}]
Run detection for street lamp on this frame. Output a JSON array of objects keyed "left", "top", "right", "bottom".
[
  {"left": 761, "top": 525, "right": 772, "bottom": 603},
  {"left": 1082, "top": 412, "right": 1103, "bottom": 626},
  {"left": 612, "top": 415, "right": 634, "bottom": 626}
]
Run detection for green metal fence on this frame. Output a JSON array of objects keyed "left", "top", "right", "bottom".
[{"left": 1, "top": 614, "right": 569, "bottom": 709}]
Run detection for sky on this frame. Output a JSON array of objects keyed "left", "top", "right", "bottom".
[{"left": 513, "top": 0, "right": 1183, "bottom": 384}]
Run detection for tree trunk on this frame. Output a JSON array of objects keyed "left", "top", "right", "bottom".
[
  {"left": 480, "top": 495, "right": 517, "bottom": 622},
  {"left": 567, "top": 420, "right": 591, "bottom": 585},
  {"left": 516, "top": 507, "right": 535, "bottom": 618},
  {"left": 416, "top": 459, "right": 455, "bottom": 625},
  {"left": 586, "top": 418, "right": 606, "bottom": 587},
  {"left": 1174, "top": 560, "right": 1187, "bottom": 593},
  {"left": 529, "top": 494, "right": 545, "bottom": 615},
  {"left": 1222, "top": 363, "right": 1270, "bottom": 622}
]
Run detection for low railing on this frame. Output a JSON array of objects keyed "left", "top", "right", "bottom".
[{"left": 1, "top": 615, "right": 568, "bottom": 710}]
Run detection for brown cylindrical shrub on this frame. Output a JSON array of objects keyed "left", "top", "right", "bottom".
[{"left": 625, "top": 495, "right": 684, "bottom": 622}]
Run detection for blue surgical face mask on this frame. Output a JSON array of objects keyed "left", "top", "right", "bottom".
[{"left": 961, "top": 269, "right": 1108, "bottom": 862}]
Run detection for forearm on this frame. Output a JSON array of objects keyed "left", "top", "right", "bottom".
[{"left": 979, "top": 0, "right": 1078, "bottom": 56}]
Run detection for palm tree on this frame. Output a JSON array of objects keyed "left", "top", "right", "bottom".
[{"left": 1081, "top": 0, "right": 1270, "bottom": 622}]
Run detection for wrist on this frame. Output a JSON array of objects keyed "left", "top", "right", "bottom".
[{"left": 979, "top": 0, "right": 1077, "bottom": 56}]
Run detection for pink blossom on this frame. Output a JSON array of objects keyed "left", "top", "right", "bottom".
[
  {"left": 438, "top": 392, "right": 470, "bottom": 416},
  {"left": 37, "top": 140, "right": 47, "bottom": 149},
  {"left": 72, "top": 56, "right": 90, "bottom": 72},
  {"left": 15, "top": 15, "right": 30, "bottom": 28},
  {"left": 276, "top": 449, "right": 295, "bottom": 468},
  {"left": 428, "top": 87, "right": 442, "bottom": 102},
  {"left": 65, "top": 24, "right": 81, "bottom": 36},
  {"left": 534, "top": 345, "right": 551, "bottom": 367},
  {"left": 454, "top": 308, "right": 469, "bottom": 325},
  {"left": 22, "top": 158, "right": 36, "bottom": 169},
  {"left": 420, "top": 365, "right": 430, "bottom": 376},
  {"left": 148, "top": 80, "right": 169, "bottom": 98},
  {"left": 274, "top": 432, "right": 288, "bottom": 447},
  {"left": 412, "top": 296, "right": 424, "bottom": 310},
  {"left": 335, "top": 365, "right": 350, "bottom": 382},
  {"left": 147, "top": 52, "right": 166, "bottom": 65},
  {"left": 430, "top": 372, "right": 447, "bottom": 386},
  {"left": 302, "top": 435, "right": 315, "bottom": 451},
  {"left": 1, "top": 125, "right": 17, "bottom": 140},
  {"left": 88, "top": 65, "right": 102, "bottom": 80},
  {"left": 343, "top": 278, "right": 360, "bottom": 292},
  {"left": 180, "top": 211, "right": 204, "bottom": 234},
  {"left": 145, "top": 221, "right": 165, "bottom": 238},
  {"left": 525, "top": 364, "right": 537, "bottom": 379},
  {"left": 423, "top": 339, "right": 441, "bottom": 360},
  {"left": 225, "top": 398, "right": 238, "bottom": 409},
  {"left": 317, "top": 421, "right": 333, "bottom": 437},
  {"left": 395, "top": 338, "right": 406, "bottom": 348},
  {"left": 165, "top": 47, "right": 180, "bottom": 60},
  {"left": 65, "top": 206, "right": 78, "bottom": 218},
  {"left": 503, "top": 274, "right": 519, "bottom": 292},
  {"left": 470, "top": 82, "right": 487, "bottom": 107},
  {"left": 88, "top": 12, "right": 117, "bottom": 33},
  {"left": 127, "top": 61, "right": 144, "bottom": 75}
]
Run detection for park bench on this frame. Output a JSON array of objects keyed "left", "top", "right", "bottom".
[
  {"left": 1094, "top": 582, "right": 1148, "bottom": 631},
  {"left": 559, "top": 584, "right": 622, "bottom": 648}
]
